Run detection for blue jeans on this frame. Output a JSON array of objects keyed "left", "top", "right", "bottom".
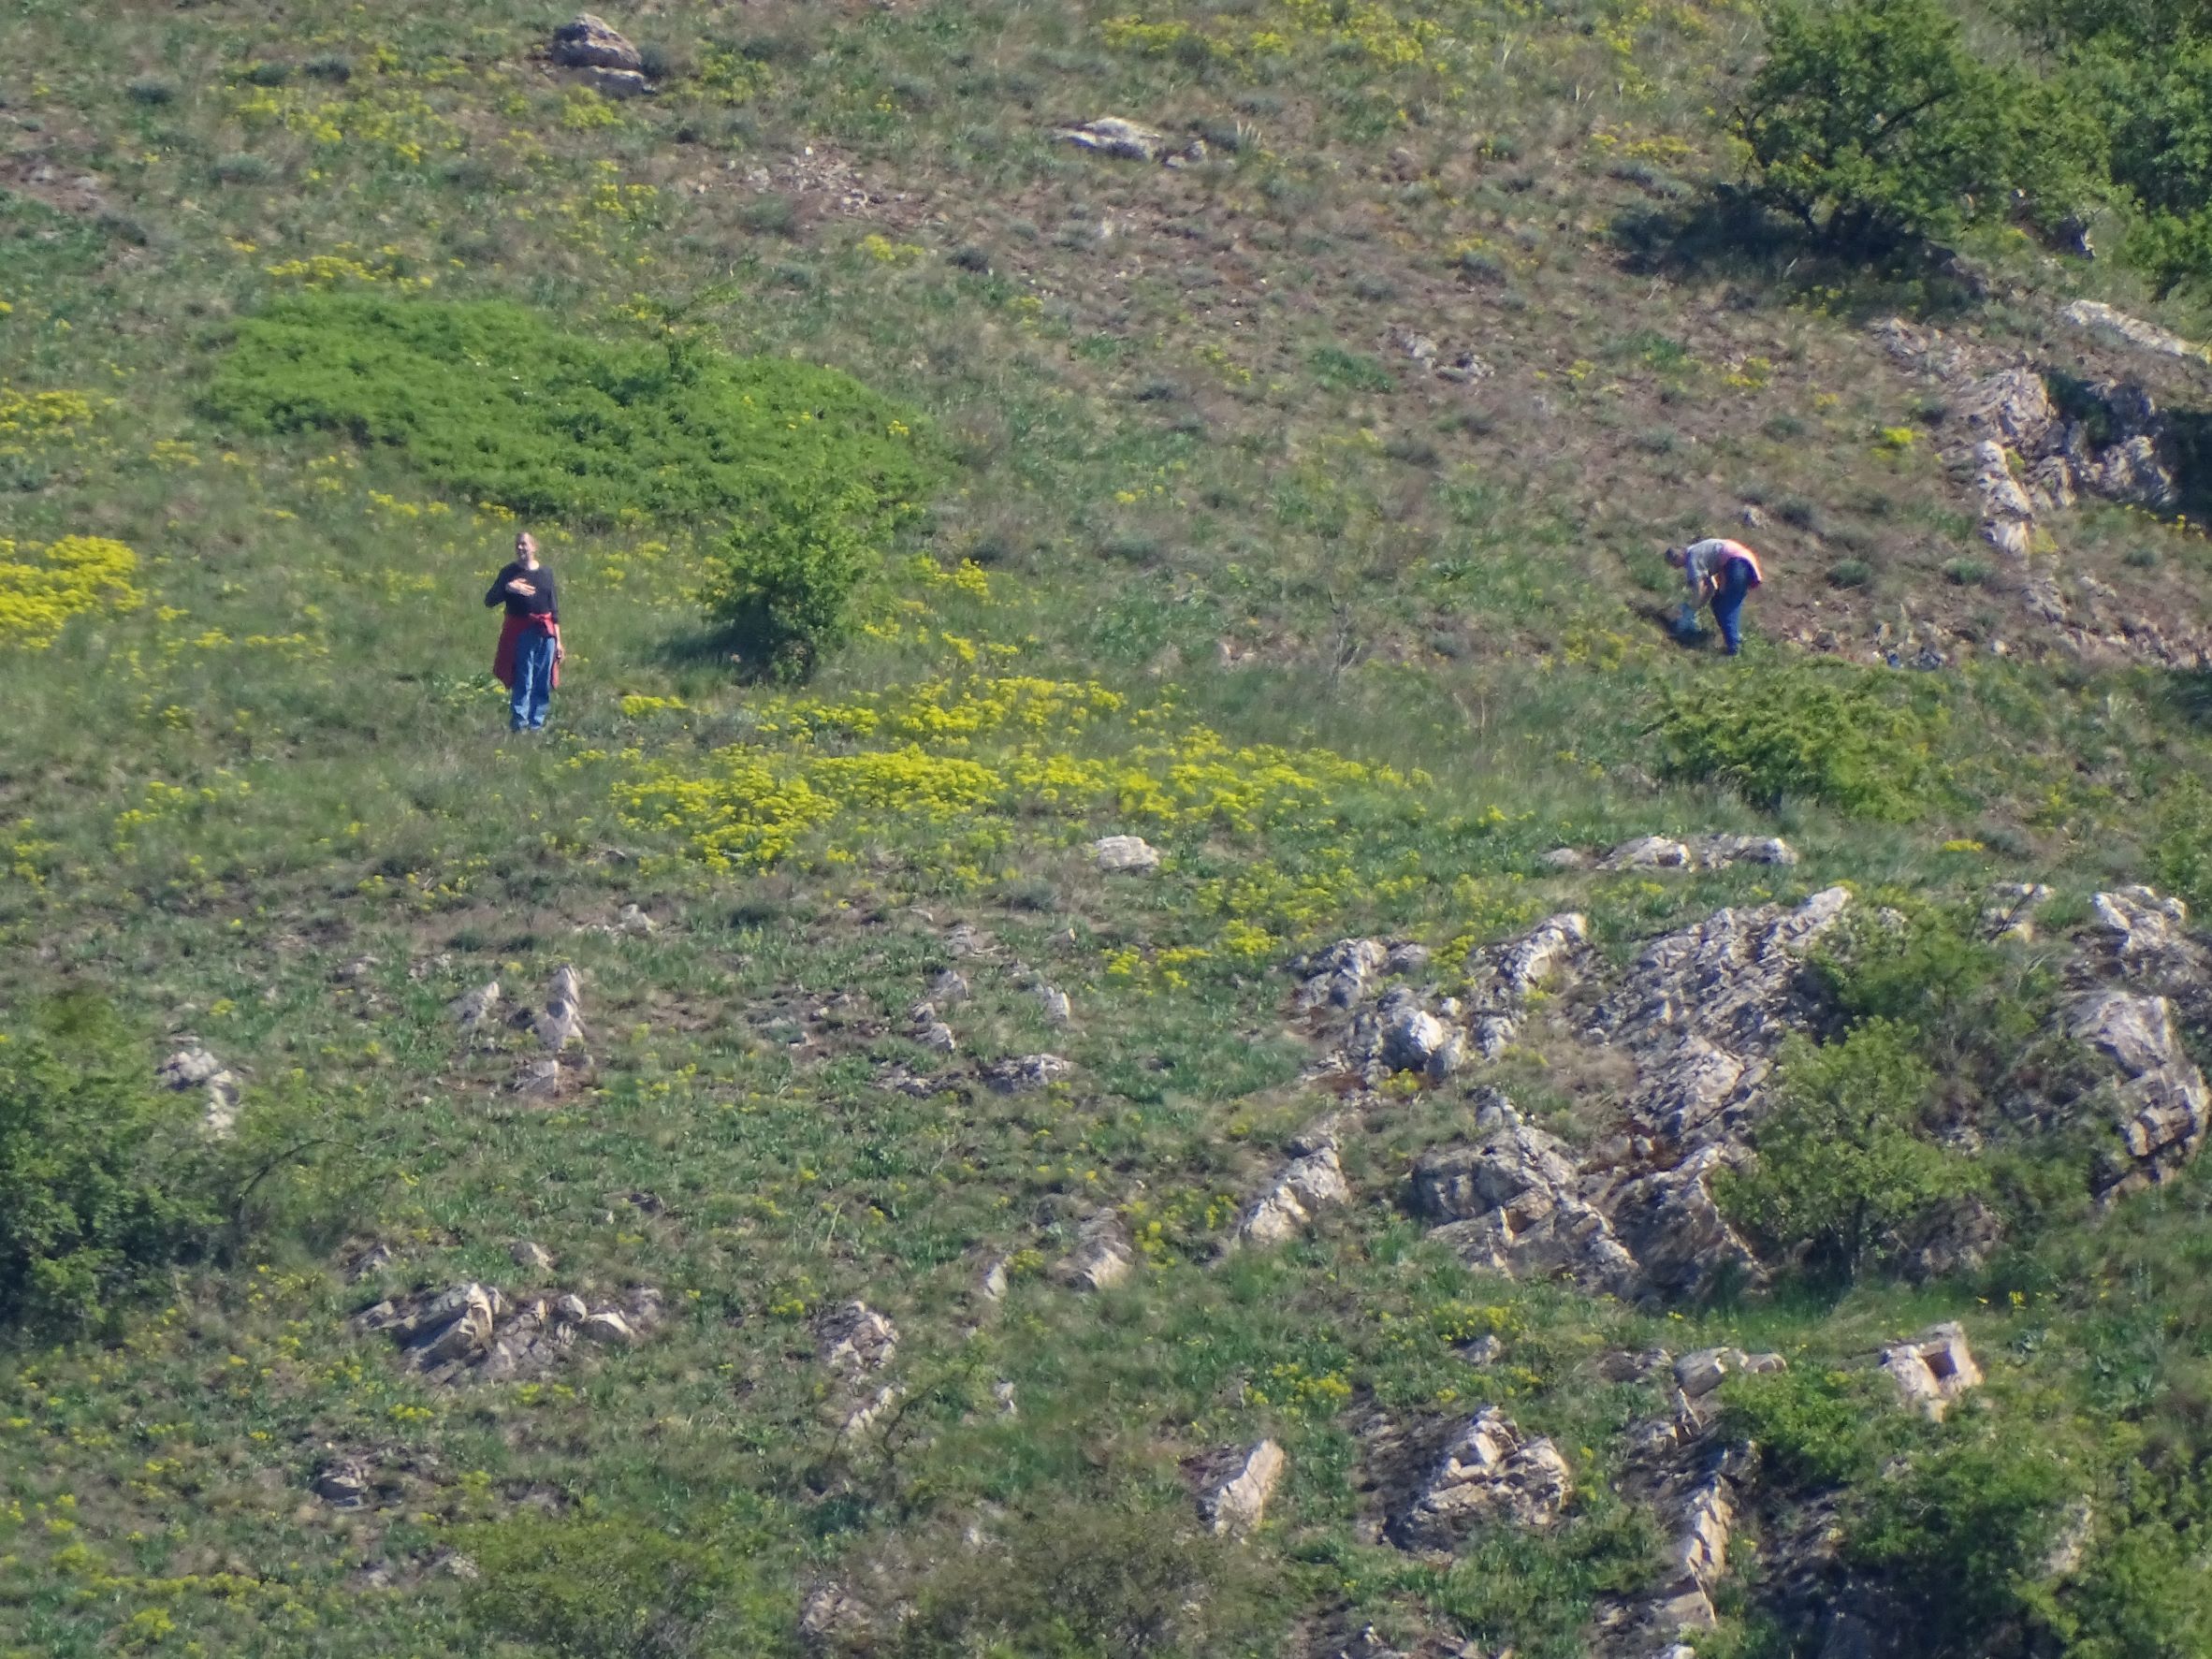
[
  {"left": 1710, "top": 559, "right": 1754, "bottom": 656},
  {"left": 510, "top": 629, "right": 555, "bottom": 731}
]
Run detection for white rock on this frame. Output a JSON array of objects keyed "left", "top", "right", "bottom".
[
  {"left": 580, "top": 1309, "right": 636, "bottom": 1345},
  {"left": 1055, "top": 1214, "right": 1134, "bottom": 1292},
  {"left": 1200, "top": 1439, "right": 1286, "bottom": 1536},
  {"left": 550, "top": 12, "right": 642, "bottom": 71},
  {"left": 1237, "top": 1143, "right": 1350, "bottom": 1247},
  {"left": 1092, "top": 834, "right": 1161, "bottom": 874},
  {"left": 450, "top": 981, "right": 501, "bottom": 1029},
  {"left": 1390, "top": 1407, "right": 1571, "bottom": 1547},
  {"left": 510, "top": 1241, "right": 554, "bottom": 1273},
  {"left": 1881, "top": 1322, "right": 1982, "bottom": 1419}
]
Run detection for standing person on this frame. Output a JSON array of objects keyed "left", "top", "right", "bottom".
[
  {"left": 486, "top": 531, "right": 564, "bottom": 732},
  {"left": 1664, "top": 537, "right": 1764, "bottom": 657}
]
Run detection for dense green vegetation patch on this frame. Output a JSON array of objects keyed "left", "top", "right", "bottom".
[{"left": 203, "top": 294, "right": 942, "bottom": 527}]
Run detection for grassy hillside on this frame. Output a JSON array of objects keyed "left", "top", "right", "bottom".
[{"left": 7, "top": 2, "right": 2212, "bottom": 1655}]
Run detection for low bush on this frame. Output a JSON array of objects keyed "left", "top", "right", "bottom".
[
  {"left": 1719, "top": 1020, "right": 1981, "bottom": 1282},
  {"left": 456, "top": 1513, "right": 781, "bottom": 1658},
  {"left": 703, "top": 480, "right": 883, "bottom": 679},
  {"left": 204, "top": 294, "right": 941, "bottom": 529},
  {"left": 1652, "top": 663, "right": 1939, "bottom": 817},
  {"left": 889, "top": 1494, "right": 1284, "bottom": 1659},
  {"left": 0, "top": 999, "right": 224, "bottom": 1332},
  {"left": 1847, "top": 1430, "right": 2081, "bottom": 1653},
  {"left": 1719, "top": 1364, "right": 1887, "bottom": 1487}
]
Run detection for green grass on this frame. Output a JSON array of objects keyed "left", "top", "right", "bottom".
[{"left": 4, "top": 0, "right": 2212, "bottom": 1654}]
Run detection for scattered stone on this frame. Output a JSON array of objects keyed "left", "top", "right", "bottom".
[
  {"left": 944, "top": 921, "right": 995, "bottom": 959},
  {"left": 313, "top": 1455, "right": 372, "bottom": 1509},
  {"left": 159, "top": 1045, "right": 242, "bottom": 1137},
  {"left": 1465, "top": 912, "right": 1588, "bottom": 1057},
  {"left": 335, "top": 954, "right": 379, "bottom": 984},
  {"left": 1198, "top": 1439, "right": 1286, "bottom": 1536},
  {"left": 450, "top": 981, "right": 501, "bottom": 1030},
  {"left": 1388, "top": 323, "right": 1491, "bottom": 383},
  {"left": 1541, "top": 847, "right": 1591, "bottom": 871},
  {"left": 355, "top": 1281, "right": 662, "bottom": 1384},
  {"left": 513, "top": 1056, "right": 563, "bottom": 1099},
  {"left": 1294, "top": 938, "right": 1390, "bottom": 1012},
  {"left": 1238, "top": 1128, "right": 1350, "bottom": 1247},
  {"left": 1419, "top": 1099, "right": 1640, "bottom": 1299},
  {"left": 579, "top": 1309, "right": 636, "bottom": 1345},
  {"left": 1376, "top": 988, "right": 1462, "bottom": 1080},
  {"left": 617, "top": 902, "right": 656, "bottom": 936},
  {"left": 2073, "top": 989, "right": 2209, "bottom": 1197},
  {"left": 1389, "top": 1407, "right": 1571, "bottom": 1548},
  {"left": 1981, "top": 882, "right": 2050, "bottom": 941},
  {"left": 972, "top": 1257, "right": 1010, "bottom": 1308},
  {"left": 534, "top": 965, "right": 586, "bottom": 1052},
  {"left": 584, "top": 66, "right": 649, "bottom": 98},
  {"left": 1672, "top": 1347, "right": 1784, "bottom": 1400},
  {"left": 1605, "top": 1145, "right": 1767, "bottom": 1302},
  {"left": 509, "top": 1240, "right": 554, "bottom": 1273},
  {"left": 550, "top": 12, "right": 642, "bottom": 72},
  {"left": 994, "top": 1379, "right": 1018, "bottom": 1416},
  {"left": 1880, "top": 1322, "right": 1983, "bottom": 1419},
  {"left": 982, "top": 1053, "right": 1071, "bottom": 1094},
  {"left": 2061, "top": 299, "right": 2208, "bottom": 365},
  {"left": 1054, "top": 116, "right": 1206, "bottom": 167},
  {"left": 345, "top": 1241, "right": 395, "bottom": 1282},
  {"left": 1384, "top": 941, "right": 1432, "bottom": 976},
  {"left": 2088, "top": 887, "right": 2209, "bottom": 995},
  {"left": 1876, "top": 313, "right": 2188, "bottom": 598},
  {"left": 816, "top": 1302, "right": 898, "bottom": 1373},
  {"left": 1092, "top": 834, "right": 1161, "bottom": 874},
  {"left": 1055, "top": 1212, "right": 1135, "bottom": 1292},
  {"left": 1035, "top": 983, "right": 1072, "bottom": 1025},
  {"left": 928, "top": 968, "right": 971, "bottom": 1004},
  {"left": 1596, "top": 834, "right": 1797, "bottom": 873},
  {"left": 908, "top": 1001, "right": 957, "bottom": 1054}
]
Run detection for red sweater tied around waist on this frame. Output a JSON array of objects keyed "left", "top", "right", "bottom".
[{"left": 493, "top": 612, "right": 560, "bottom": 691}]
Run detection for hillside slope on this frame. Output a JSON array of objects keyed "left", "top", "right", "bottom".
[{"left": 7, "top": 3, "right": 2212, "bottom": 1656}]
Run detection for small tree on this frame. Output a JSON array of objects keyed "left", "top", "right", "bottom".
[
  {"left": 705, "top": 479, "right": 883, "bottom": 680},
  {"left": 1737, "top": 0, "right": 2068, "bottom": 247},
  {"left": 0, "top": 1004, "right": 223, "bottom": 1332},
  {"left": 1720, "top": 1019, "right": 1978, "bottom": 1281}
]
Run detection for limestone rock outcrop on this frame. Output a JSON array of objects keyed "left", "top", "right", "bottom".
[{"left": 1388, "top": 1407, "right": 1571, "bottom": 1548}]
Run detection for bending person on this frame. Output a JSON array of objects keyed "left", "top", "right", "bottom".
[{"left": 1664, "top": 537, "right": 1764, "bottom": 657}]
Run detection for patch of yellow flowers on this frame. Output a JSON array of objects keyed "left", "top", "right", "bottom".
[
  {"left": 0, "top": 536, "right": 143, "bottom": 648},
  {"left": 616, "top": 674, "right": 1430, "bottom": 876}
]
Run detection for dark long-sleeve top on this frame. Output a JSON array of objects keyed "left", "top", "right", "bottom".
[{"left": 485, "top": 560, "right": 559, "bottom": 621}]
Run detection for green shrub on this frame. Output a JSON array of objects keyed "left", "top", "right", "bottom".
[
  {"left": 704, "top": 480, "right": 882, "bottom": 678},
  {"left": 2153, "top": 773, "right": 2212, "bottom": 918},
  {"left": 1847, "top": 1430, "right": 2080, "bottom": 1653},
  {"left": 0, "top": 1001, "right": 224, "bottom": 1332},
  {"left": 455, "top": 1513, "right": 779, "bottom": 1658},
  {"left": 1652, "top": 663, "right": 1939, "bottom": 817},
  {"left": 1720, "top": 1364, "right": 1887, "bottom": 1487},
  {"left": 1737, "top": 0, "right": 2093, "bottom": 248},
  {"left": 204, "top": 294, "right": 940, "bottom": 528},
  {"left": 1943, "top": 556, "right": 1991, "bottom": 586},
  {"left": 1826, "top": 557, "right": 1873, "bottom": 589},
  {"left": 889, "top": 1496, "right": 1283, "bottom": 1659},
  {"left": 1719, "top": 1020, "right": 1980, "bottom": 1281}
]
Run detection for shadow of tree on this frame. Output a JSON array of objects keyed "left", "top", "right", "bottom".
[{"left": 1610, "top": 185, "right": 1988, "bottom": 324}]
